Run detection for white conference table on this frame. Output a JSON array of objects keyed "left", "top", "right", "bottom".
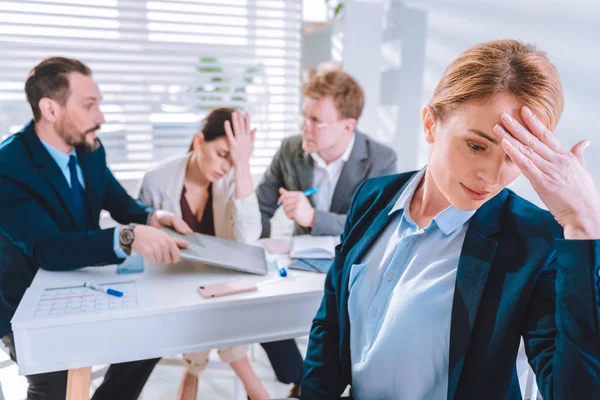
[{"left": 11, "top": 258, "right": 326, "bottom": 399}]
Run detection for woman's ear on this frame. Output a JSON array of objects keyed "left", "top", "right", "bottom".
[
  {"left": 422, "top": 106, "right": 436, "bottom": 144},
  {"left": 192, "top": 132, "right": 205, "bottom": 151}
]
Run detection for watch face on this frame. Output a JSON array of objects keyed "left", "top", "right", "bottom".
[{"left": 121, "top": 230, "right": 134, "bottom": 246}]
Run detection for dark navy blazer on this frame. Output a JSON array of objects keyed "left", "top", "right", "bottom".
[
  {"left": 302, "top": 172, "right": 600, "bottom": 399},
  {"left": 0, "top": 121, "right": 151, "bottom": 337}
]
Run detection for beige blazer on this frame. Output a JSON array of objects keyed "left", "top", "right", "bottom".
[{"left": 138, "top": 154, "right": 261, "bottom": 244}]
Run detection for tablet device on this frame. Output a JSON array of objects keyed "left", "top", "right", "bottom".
[{"left": 163, "top": 228, "right": 269, "bottom": 275}]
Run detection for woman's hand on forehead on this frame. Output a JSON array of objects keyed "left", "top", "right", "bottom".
[{"left": 492, "top": 106, "right": 600, "bottom": 240}]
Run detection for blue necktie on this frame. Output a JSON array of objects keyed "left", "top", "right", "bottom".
[{"left": 68, "top": 155, "right": 90, "bottom": 231}]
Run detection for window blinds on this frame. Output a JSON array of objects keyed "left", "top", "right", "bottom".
[{"left": 0, "top": 0, "right": 302, "bottom": 180}]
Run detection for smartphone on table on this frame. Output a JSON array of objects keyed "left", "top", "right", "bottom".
[{"left": 197, "top": 279, "right": 258, "bottom": 299}]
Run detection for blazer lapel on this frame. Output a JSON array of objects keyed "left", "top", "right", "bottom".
[
  {"left": 160, "top": 155, "right": 189, "bottom": 216},
  {"left": 22, "top": 122, "right": 78, "bottom": 230},
  {"left": 331, "top": 132, "right": 369, "bottom": 213},
  {"left": 447, "top": 190, "right": 507, "bottom": 400},
  {"left": 293, "top": 151, "right": 315, "bottom": 205},
  {"left": 341, "top": 172, "right": 415, "bottom": 277},
  {"left": 343, "top": 200, "right": 396, "bottom": 272}
]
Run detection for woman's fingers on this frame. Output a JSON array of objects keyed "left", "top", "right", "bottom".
[
  {"left": 244, "top": 112, "right": 251, "bottom": 137},
  {"left": 519, "top": 107, "right": 564, "bottom": 154},
  {"left": 224, "top": 120, "right": 236, "bottom": 144},
  {"left": 498, "top": 112, "right": 556, "bottom": 162},
  {"left": 571, "top": 140, "right": 591, "bottom": 168},
  {"left": 501, "top": 138, "right": 545, "bottom": 184},
  {"left": 231, "top": 110, "right": 242, "bottom": 137},
  {"left": 493, "top": 123, "right": 552, "bottom": 172}
]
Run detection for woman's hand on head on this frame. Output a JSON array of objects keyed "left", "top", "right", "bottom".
[
  {"left": 493, "top": 106, "right": 600, "bottom": 240},
  {"left": 224, "top": 110, "right": 256, "bottom": 167}
]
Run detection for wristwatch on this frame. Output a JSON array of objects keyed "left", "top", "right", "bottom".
[{"left": 119, "top": 223, "right": 137, "bottom": 256}]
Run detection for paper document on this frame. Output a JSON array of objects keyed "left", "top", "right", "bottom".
[
  {"left": 290, "top": 235, "right": 340, "bottom": 259},
  {"left": 34, "top": 281, "right": 138, "bottom": 319}
]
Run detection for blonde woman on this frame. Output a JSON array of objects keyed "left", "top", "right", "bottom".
[
  {"left": 139, "top": 109, "right": 269, "bottom": 400},
  {"left": 301, "top": 40, "right": 600, "bottom": 399}
]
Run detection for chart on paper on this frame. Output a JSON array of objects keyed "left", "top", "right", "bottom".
[{"left": 34, "top": 281, "right": 138, "bottom": 319}]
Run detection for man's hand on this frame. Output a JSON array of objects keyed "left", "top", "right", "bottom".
[
  {"left": 493, "top": 106, "right": 600, "bottom": 240},
  {"left": 277, "top": 188, "right": 316, "bottom": 228},
  {"left": 149, "top": 209, "right": 193, "bottom": 234},
  {"left": 129, "top": 225, "right": 189, "bottom": 264}
]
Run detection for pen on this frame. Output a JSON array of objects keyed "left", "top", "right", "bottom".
[
  {"left": 276, "top": 186, "right": 321, "bottom": 207},
  {"left": 276, "top": 259, "right": 288, "bottom": 278},
  {"left": 84, "top": 282, "right": 124, "bottom": 297}
]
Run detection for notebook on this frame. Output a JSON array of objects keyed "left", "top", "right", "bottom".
[{"left": 290, "top": 235, "right": 340, "bottom": 259}]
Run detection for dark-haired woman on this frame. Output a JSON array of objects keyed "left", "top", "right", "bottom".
[{"left": 139, "top": 108, "right": 268, "bottom": 400}]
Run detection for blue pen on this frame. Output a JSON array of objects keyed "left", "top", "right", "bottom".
[
  {"left": 276, "top": 186, "right": 321, "bottom": 207},
  {"left": 84, "top": 282, "right": 124, "bottom": 297},
  {"left": 276, "top": 260, "right": 288, "bottom": 277}
]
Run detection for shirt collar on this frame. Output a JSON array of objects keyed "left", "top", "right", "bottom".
[
  {"left": 389, "top": 168, "right": 476, "bottom": 235},
  {"left": 39, "top": 139, "right": 77, "bottom": 171},
  {"left": 310, "top": 133, "right": 356, "bottom": 168}
]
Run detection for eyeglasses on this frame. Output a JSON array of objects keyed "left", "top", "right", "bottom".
[{"left": 297, "top": 114, "right": 343, "bottom": 130}]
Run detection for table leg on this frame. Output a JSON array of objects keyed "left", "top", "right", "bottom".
[{"left": 66, "top": 367, "right": 91, "bottom": 400}]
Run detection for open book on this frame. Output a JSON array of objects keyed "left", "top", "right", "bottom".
[{"left": 290, "top": 235, "right": 341, "bottom": 259}]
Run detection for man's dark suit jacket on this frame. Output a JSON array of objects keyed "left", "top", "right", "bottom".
[
  {"left": 256, "top": 131, "right": 397, "bottom": 237},
  {"left": 301, "top": 171, "right": 600, "bottom": 399},
  {"left": 0, "top": 120, "right": 151, "bottom": 337}
]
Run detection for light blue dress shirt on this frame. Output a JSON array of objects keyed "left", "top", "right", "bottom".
[
  {"left": 40, "top": 140, "right": 126, "bottom": 258},
  {"left": 40, "top": 140, "right": 86, "bottom": 190},
  {"left": 348, "top": 169, "right": 476, "bottom": 400}
]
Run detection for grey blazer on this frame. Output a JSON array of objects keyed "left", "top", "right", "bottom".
[{"left": 256, "top": 131, "right": 397, "bottom": 237}]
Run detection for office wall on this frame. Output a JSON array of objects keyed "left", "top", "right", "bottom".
[{"left": 389, "top": 0, "right": 600, "bottom": 206}]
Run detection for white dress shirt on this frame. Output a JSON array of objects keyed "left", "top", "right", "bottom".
[
  {"left": 348, "top": 169, "right": 475, "bottom": 399},
  {"left": 310, "top": 134, "right": 355, "bottom": 212}
]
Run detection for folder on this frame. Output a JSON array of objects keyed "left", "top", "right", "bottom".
[{"left": 288, "top": 258, "right": 333, "bottom": 274}]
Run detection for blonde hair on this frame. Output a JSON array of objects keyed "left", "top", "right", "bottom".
[
  {"left": 429, "top": 39, "right": 564, "bottom": 129},
  {"left": 302, "top": 70, "right": 364, "bottom": 120}
]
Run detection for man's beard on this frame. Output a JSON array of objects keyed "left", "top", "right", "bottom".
[{"left": 55, "top": 115, "right": 101, "bottom": 152}]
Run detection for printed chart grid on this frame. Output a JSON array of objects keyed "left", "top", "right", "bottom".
[{"left": 34, "top": 281, "right": 138, "bottom": 319}]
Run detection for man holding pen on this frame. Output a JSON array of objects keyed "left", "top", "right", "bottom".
[
  {"left": 255, "top": 69, "right": 397, "bottom": 396},
  {"left": 257, "top": 69, "right": 397, "bottom": 237}
]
